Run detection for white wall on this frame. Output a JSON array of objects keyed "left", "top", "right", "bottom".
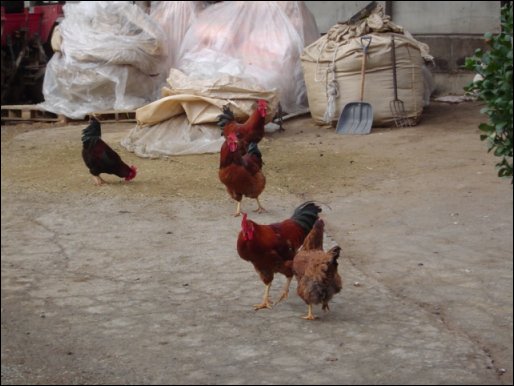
[
  {"left": 304, "top": 1, "right": 384, "bottom": 34},
  {"left": 302, "top": 1, "right": 503, "bottom": 95},
  {"left": 392, "top": 1, "right": 500, "bottom": 34},
  {"left": 304, "top": 1, "right": 501, "bottom": 34}
]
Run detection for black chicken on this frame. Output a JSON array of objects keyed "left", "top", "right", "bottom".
[{"left": 81, "top": 116, "right": 137, "bottom": 185}]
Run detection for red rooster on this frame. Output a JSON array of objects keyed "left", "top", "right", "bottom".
[
  {"left": 237, "top": 201, "right": 322, "bottom": 310},
  {"left": 81, "top": 116, "right": 137, "bottom": 186},
  {"left": 293, "top": 219, "right": 342, "bottom": 320},
  {"left": 217, "top": 99, "right": 268, "bottom": 144},
  {"left": 219, "top": 132, "right": 266, "bottom": 216}
]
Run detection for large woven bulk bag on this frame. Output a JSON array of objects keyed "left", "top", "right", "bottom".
[
  {"left": 300, "top": 4, "right": 433, "bottom": 127},
  {"left": 301, "top": 30, "right": 426, "bottom": 127}
]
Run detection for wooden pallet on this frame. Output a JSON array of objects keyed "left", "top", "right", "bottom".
[
  {"left": 1, "top": 105, "right": 137, "bottom": 123},
  {"left": 87, "top": 110, "right": 136, "bottom": 123},
  {"left": 1, "top": 105, "right": 60, "bottom": 122}
]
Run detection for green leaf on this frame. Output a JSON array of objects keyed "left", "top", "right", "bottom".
[
  {"left": 479, "top": 123, "right": 492, "bottom": 132},
  {"left": 495, "top": 122, "right": 507, "bottom": 133},
  {"left": 494, "top": 147, "right": 505, "bottom": 157},
  {"left": 464, "top": 3, "right": 513, "bottom": 182}
]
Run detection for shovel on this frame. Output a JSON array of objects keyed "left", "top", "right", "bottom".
[{"left": 336, "top": 36, "right": 373, "bottom": 135}]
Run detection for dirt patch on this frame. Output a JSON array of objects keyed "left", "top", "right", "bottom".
[
  {"left": 1, "top": 102, "right": 493, "bottom": 202},
  {"left": 1, "top": 116, "right": 376, "bottom": 201}
]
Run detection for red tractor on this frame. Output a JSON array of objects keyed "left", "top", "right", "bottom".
[{"left": 1, "top": 1, "right": 64, "bottom": 105}]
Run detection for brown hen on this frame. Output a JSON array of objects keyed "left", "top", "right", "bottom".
[{"left": 293, "top": 219, "right": 342, "bottom": 320}]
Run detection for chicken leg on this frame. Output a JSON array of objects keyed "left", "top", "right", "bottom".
[
  {"left": 254, "top": 283, "right": 273, "bottom": 310},
  {"left": 302, "top": 304, "right": 317, "bottom": 320},
  {"left": 234, "top": 201, "right": 242, "bottom": 217},
  {"left": 276, "top": 276, "right": 292, "bottom": 304}
]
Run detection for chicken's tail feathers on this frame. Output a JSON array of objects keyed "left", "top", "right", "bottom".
[
  {"left": 81, "top": 116, "right": 102, "bottom": 144},
  {"left": 325, "top": 245, "right": 342, "bottom": 273},
  {"left": 328, "top": 245, "right": 342, "bottom": 261},
  {"left": 247, "top": 142, "right": 262, "bottom": 159},
  {"left": 302, "top": 218, "right": 325, "bottom": 251},
  {"left": 291, "top": 201, "right": 322, "bottom": 233},
  {"left": 217, "top": 105, "right": 235, "bottom": 128}
]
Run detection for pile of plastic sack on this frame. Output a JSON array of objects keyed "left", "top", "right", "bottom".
[
  {"left": 39, "top": 1, "right": 319, "bottom": 117},
  {"left": 120, "top": 69, "right": 278, "bottom": 156},
  {"left": 39, "top": 1, "right": 167, "bottom": 120},
  {"left": 40, "top": 1, "right": 320, "bottom": 156},
  {"left": 122, "top": 1, "right": 319, "bottom": 157}
]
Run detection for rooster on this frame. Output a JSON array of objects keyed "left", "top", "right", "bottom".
[
  {"left": 217, "top": 99, "right": 268, "bottom": 144},
  {"left": 219, "top": 132, "right": 266, "bottom": 216},
  {"left": 237, "top": 201, "right": 322, "bottom": 310},
  {"left": 81, "top": 116, "right": 137, "bottom": 186},
  {"left": 293, "top": 219, "right": 342, "bottom": 320}
]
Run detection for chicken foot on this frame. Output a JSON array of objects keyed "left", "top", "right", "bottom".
[
  {"left": 93, "top": 176, "right": 107, "bottom": 186},
  {"left": 302, "top": 304, "right": 317, "bottom": 320},
  {"left": 234, "top": 198, "right": 266, "bottom": 216},
  {"left": 254, "top": 283, "right": 273, "bottom": 310},
  {"left": 253, "top": 198, "right": 267, "bottom": 214}
]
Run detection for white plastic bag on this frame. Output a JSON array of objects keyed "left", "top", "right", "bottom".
[
  {"left": 60, "top": 1, "right": 166, "bottom": 75},
  {"left": 121, "top": 115, "right": 224, "bottom": 158},
  {"left": 39, "top": 1, "right": 166, "bottom": 119},
  {"left": 150, "top": 1, "right": 204, "bottom": 73},
  {"left": 40, "top": 53, "right": 158, "bottom": 119},
  {"left": 176, "top": 1, "right": 319, "bottom": 113}
]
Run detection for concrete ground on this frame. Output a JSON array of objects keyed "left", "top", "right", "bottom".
[{"left": 1, "top": 101, "right": 512, "bottom": 384}]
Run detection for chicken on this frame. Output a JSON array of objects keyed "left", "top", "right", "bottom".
[
  {"left": 274, "top": 102, "right": 285, "bottom": 132},
  {"left": 293, "top": 245, "right": 342, "bottom": 320},
  {"left": 299, "top": 217, "right": 325, "bottom": 251},
  {"left": 217, "top": 99, "right": 268, "bottom": 144},
  {"left": 219, "top": 132, "right": 266, "bottom": 216},
  {"left": 237, "top": 201, "right": 322, "bottom": 310},
  {"left": 293, "top": 219, "right": 342, "bottom": 320},
  {"left": 81, "top": 116, "right": 137, "bottom": 186}
]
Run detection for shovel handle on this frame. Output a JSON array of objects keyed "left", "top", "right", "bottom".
[{"left": 359, "top": 36, "right": 372, "bottom": 102}]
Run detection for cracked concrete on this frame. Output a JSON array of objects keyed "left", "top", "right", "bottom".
[{"left": 1, "top": 101, "right": 512, "bottom": 384}]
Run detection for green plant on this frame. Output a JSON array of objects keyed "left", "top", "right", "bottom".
[{"left": 464, "top": 3, "right": 513, "bottom": 182}]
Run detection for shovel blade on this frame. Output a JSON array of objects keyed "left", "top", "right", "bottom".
[{"left": 336, "top": 102, "right": 373, "bottom": 135}]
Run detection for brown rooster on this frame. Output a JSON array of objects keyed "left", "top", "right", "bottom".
[
  {"left": 293, "top": 219, "right": 342, "bottom": 320},
  {"left": 219, "top": 132, "right": 266, "bottom": 216},
  {"left": 81, "top": 116, "right": 137, "bottom": 186},
  {"left": 217, "top": 99, "right": 268, "bottom": 144},
  {"left": 237, "top": 201, "right": 322, "bottom": 310}
]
